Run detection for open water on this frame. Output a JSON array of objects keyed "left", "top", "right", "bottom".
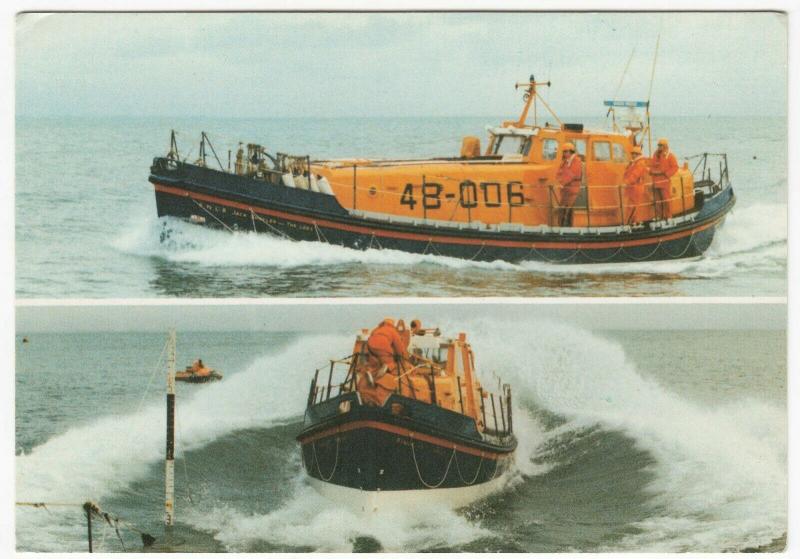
[
  {"left": 15, "top": 115, "right": 787, "bottom": 298},
  {"left": 15, "top": 320, "right": 787, "bottom": 552}
]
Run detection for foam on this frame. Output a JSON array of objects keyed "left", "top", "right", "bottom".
[
  {"left": 16, "top": 322, "right": 786, "bottom": 552},
  {"left": 186, "top": 476, "right": 489, "bottom": 552},
  {"left": 15, "top": 335, "right": 351, "bottom": 549},
  {"left": 112, "top": 202, "right": 786, "bottom": 278},
  {"left": 461, "top": 318, "right": 787, "bottom": 552}
]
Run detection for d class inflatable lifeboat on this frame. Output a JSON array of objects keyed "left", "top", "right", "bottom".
[
  {"left": 149, "top": 76, "right": 734, "bottom": 264},
  {"left": 296, "top": 320, "right": 516, "bottom": 512}
]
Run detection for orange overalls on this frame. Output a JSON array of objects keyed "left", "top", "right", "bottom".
[
  {"left": 357, "top": 324, "right": 409, "bottom": 406},
  {"left": 623, "top": 156, "right": 649, "bottom": 223},
  {"left": 650, "top": 149, "right": 678, "bottom": 219},
  {"left": 366, "top": 324, "right": 407, "bottom": 375},
  {"left": 556, "top": 154, "right": 583, "bottom": 226}
]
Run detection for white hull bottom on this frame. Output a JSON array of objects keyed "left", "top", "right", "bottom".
[{"left": 308, "top": 473, "right": 512, "bottom": 513}]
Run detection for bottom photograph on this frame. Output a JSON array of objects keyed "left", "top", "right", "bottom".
[{"left": 14, "top": 302, "right": 787, "bottom": 553}]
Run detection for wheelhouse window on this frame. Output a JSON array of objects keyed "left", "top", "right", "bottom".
[
  {"left": 492, "top": 135, "right": 531, "bottom": 156},
  {"left": 573, "top": 139, "right": 586, "bottom": 158},
  {"left": 542, "top": 138, "right": 559, "bottom": 160},
  {"left": 612, "top": 143, "right": 626, "bottom": 162},
  {"left": 592, "top": 141, "right": 611, "bottom": 161}
]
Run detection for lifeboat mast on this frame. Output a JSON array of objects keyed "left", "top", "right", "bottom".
[{"left": 513, "top": 74, "right": 562, "bottom": 128}]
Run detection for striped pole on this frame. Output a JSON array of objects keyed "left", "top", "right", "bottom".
[{"left": 165, "top": 329, "right": 176, "bottom": 527}]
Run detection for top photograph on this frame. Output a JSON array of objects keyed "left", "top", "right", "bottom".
[{"left": 15, "top": 11, "right": 787, "bottom": 298}]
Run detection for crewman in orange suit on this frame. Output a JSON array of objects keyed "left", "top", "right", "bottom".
[
  {"left": 366, "top": 318, "right": 408, "bottom": 379},
  {"left": 623, "top": 145, "right": 649, "bottom": 224},
  {"left": 555, "top": 142, "right": 583, "bottom": 226},
  {"left": 650, "top": 137, "right": 678, "bottom": 220}
]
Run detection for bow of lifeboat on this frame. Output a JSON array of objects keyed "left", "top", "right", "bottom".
[{"left": 296, "top": 322, "right": 517, "bottom": 513}]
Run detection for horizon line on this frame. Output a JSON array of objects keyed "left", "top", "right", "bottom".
[{"left": 15, "top": 112, "right": 788, "bottom": 120}]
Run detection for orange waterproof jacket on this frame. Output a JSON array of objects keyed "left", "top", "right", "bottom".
[
  {"left": 623, "top": 156, "right": 649, "bottom": 188},
  {"left": 367, "top": 324, "right": 406, "bottom": 357},
  {"left": 556, "top": 155, "right": 583, "bottom": 189},
  {"left": 651, "top": 150, "right": 678, "bottom": 178}
]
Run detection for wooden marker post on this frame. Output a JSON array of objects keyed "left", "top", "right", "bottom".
[
  {"left": 165, "top": 330, "right": 176, "bottom": 527},
  {"left": 84, "top": 502, "right": 94, "bottom": 552}
]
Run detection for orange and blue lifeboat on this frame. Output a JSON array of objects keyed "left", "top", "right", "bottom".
[
  {"left": 149, "top": 78, "right": 734, "bottom": 264},
  {"left": 296, "top": 322, "right": 516, "bottom": 511}
]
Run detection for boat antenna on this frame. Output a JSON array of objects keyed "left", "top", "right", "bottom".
[
  {"left": 168, "top": 130, "right": 180, "bottom": 161},
  {"left": 645, "top": 33, "right": 661, "bottom": 155},
  {"left": 515, "top": 75, "right": 561, "bottom": 128},
  {"left": 545, "top": 60, "right": 553, "bottom": 105},
  {"left": 613, "top": 46, "right": 636, "bottom": 102},
  {"left": 607, "top": 46, "right": 637, "bottom": 131},
  {"left": 201, "top": 132, "right": 226, "bottom": 172},
  {"left": 199, "top": 133, "right": 207, "bottom": 166}
]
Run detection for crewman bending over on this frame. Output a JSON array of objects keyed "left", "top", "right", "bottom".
[
  {"left": 623, "top": 146, "right": 649, "bottom": 224},
  {"left": 650, "top": 137, "right": 678, "bottom": 220},
  {"left": 366, "top": 318, "right": 408, "bottom": 380},
  {"left": 556, "top": 142, "right": 583, "bottom": 226}
]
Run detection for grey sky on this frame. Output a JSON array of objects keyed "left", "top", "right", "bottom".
[
  {"left": 15, "top": 12, "right": 787, "bottom": 118},
  {"left": 15, "top": 301, "right": 787, "bottom": 333}
]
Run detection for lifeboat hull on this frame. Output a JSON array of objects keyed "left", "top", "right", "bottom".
[
  {"left": 296, "top": 393, "right": 516, "bottom": 507},
  {"left": 150, "top": 159, "right": 735, "bottom": 264},
  {"left": 306, "top": 471, "right": 510, "bottom": 513}
]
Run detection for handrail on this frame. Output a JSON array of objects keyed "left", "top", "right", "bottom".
[
  {"left": 322, "top": 176, "right": 694, "bottom": 209},
  {"left": 154, "top": 145, "right": 728, "bottom": 229},
  {"left": 308, "top": 355, "right": 513, "bottom": 436}
]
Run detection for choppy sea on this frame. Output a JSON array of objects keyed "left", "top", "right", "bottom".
[
  {"left": 15, "top": 115, "right": 787, "bottom": 298},
  {"left": 15, "top": 320, "right": 787, "bottom": 552}
]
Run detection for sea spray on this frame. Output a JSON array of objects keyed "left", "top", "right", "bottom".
[
  {"left": 113, "top": 215, "right": 518, "bottom": 271},
  {"left": 15, "top": 324, "right": 786, "bottom": 552},
  {"left": 186, "top": 475, "right": 490, "bottom": 552},
  {"left": 114, "top": 203, "right": 786, "bottom": 281},
  {"left": 460, "top": 318, "right": 786, "bottom": 552},
  {"left": 15, "top": 334, "right": 351, "bottom": 552}
]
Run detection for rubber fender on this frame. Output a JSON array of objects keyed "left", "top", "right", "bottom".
[{"left": 694, "top": 190, "right": 705, "bottom": 211}]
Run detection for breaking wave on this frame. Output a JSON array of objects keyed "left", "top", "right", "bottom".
[
  {"left": 16, "top": 321, "right": 786, "bottom": 552},
  {"left": 463, "top": 318, "right": 787, "bottom": 552}
]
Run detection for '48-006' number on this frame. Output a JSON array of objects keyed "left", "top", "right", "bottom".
[{"left": 400, "top": 181, "right": 525, "bottom": 211}]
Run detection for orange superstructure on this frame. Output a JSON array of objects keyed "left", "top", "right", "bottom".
[
  {"left": 336, "top": 321, "right": 506, "bottom": 434},
  {"left": 308, "top": 77, "right": 696, "bottom": 228}
]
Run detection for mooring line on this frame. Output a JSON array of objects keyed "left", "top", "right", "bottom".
[{"left": 16, "top": 501, "right": 156, "bottom": 550}]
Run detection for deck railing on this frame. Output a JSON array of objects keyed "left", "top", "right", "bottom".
[
  {"left": 156, "top": 130, "right": 730, "bottom": 232},
  {"left": 324, "top": 168, "right": 719, "bottom": 229},
  {"left": 307, "top": 354, "right": 514, "bottom": 436}
]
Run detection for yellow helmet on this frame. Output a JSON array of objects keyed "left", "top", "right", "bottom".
[
  {"left": 657, "top": 137, "right": 669, "bottom": 147},
  {"left": 631, "top": 145, "right": 643, "bottom": 155},
  {"left": 562, "top": 142, "right": 576, "bottom": 152},
  {"left": 382, "top": 317, "right": 395, "bottom": 327}
]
